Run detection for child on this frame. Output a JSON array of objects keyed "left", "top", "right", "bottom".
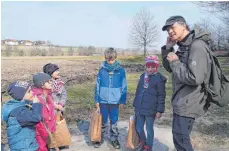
[
  {"left": 2, "top": 81, "right": 42, "bottom": 151},
  {"left": 32, "top": 72, "right": 56, "bottom": 151},
  {"left": 133, "top": 55, "right": 166, "bottom": 151},
  {"left": 1, "top": 94, "right": 8, "bottom": 151},
  {"left": 94, "top": 47, "right": 127, "bottom": 149},
  {"left": 1, "top": 118, "right": 7, "bottom": 151},
  {"left": 43, "top": 63, "right": 67, "bottom": 112}
]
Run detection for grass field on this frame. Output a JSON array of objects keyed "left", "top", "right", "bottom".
[{"left": 1, "top": 55, "right": 229, "bottom": 150}]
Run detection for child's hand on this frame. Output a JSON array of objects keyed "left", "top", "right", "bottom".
[
  {"left": 55, "top": 104, "right": 63, "bottom": 111},
  {"left": 58, "top": 105, "right": 63, "bottom": 111},
  {"left": 33, "top": 96, "right": 40, "bottom": 103},
  {"left": 119, "top": 104, "right": 124, "bottom": 109},
  {"left": 156, "top": 112, "right": 162, "bottom": 119},
  {"left": 96, "top": 103, "right": 100, "bottom": 113}
]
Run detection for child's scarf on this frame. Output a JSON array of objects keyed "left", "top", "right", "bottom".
[{"left": 51, "top": 78, "right": 64, "bottom": 94}]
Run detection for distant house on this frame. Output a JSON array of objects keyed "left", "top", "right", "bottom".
[
  {"left": 24, "top": 40, "right": 33, "bottom": 46},
  {"left": 19, "top": 40, "right": 33, "bottom": 46},
  {"left": 4, "top": 39, "right": 19, "bottom": 45},
  {"left": 34, "top": 41, "right": 46, "bottom": 46}
]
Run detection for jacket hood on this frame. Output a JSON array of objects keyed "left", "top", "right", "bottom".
[
  {"left": 2, "top": 100, "right": 26, "bottom": 122},
  {"left": 101, "top": 61, "right": 121, "bottom": 71},
  {"left": 32, "top": 87, "right": 51, "bottom": 96},
  {"left": 178, "top": 25, "right": 211, "bottom": 46}
]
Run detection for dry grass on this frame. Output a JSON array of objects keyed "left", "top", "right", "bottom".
[{"left": 1, "top": 55, "right": 229, "bottom": 150}]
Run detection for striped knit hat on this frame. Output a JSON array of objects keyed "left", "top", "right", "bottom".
[{"left": 145, "top": 55, "right": 159, "bottom": 68}]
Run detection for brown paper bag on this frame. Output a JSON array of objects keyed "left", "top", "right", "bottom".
[
  {"left": 55, "top": 110, "right": 62, "bottom": 122},
  {"left": 126, "top": 115, "right": 139, "bottom": 149},
  {"left": 48, "top": 114, "right": 71, "bottom": 148},
  {"left": 89, "top": 111, "right": 102, "bottom": 142}
]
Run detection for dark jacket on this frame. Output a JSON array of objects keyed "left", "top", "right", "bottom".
[
  {"left": 133, "top": 72, "right": 166, "bottom": 116},
  {"left": 161, "top": 26, "right": 212, "bottom": 118},
  {"left": 2, "top": 100, "right": 42, "bottom": 151}
]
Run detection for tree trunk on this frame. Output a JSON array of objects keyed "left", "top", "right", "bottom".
[{"left": 144, "top": 41, "right": 147, "bottom": 58}]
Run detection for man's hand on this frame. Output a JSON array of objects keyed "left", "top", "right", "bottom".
[
  {"left": 167, "top": 52, "right": 179, "bottom": 62},
  {"left": 96, "top": 103, "right": 100, "bottom": 113},
  {"left": 156, "top": 112, "right": 162, "bottom": 119},
  {"left": 166, "top": 37, "right": 176, "bottom": 49},
  {"left": 119, "top": 104, "right": 124, "bottom": 109}
]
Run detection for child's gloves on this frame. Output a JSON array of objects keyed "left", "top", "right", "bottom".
[
  {"left": 119, "top": 104, "right": 124, "bottom": 109},
  {"left": 156, "top": 112, "right": 162, "bottom": 119},
  {"left": 96, "top": 103, "right": 100, "bottom": 113},
  {"left": 55, "top": 104, "right": 63, "bottom": 111},
  {"left": 33, "top": 96, "right": 40, "bottom": 103}
]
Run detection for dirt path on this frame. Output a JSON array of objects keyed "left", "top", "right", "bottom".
[{"left": 65, "top": 120, "right": 173, "bottom": 151}]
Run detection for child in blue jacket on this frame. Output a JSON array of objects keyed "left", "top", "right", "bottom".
[
  {"left": 2, "top": 81, "right": 42, "bottom": 151},
  {"left": 133, "top": 55, "right": 166, "bottom": 151},
  {"left": 94, "top": 47, "right": 127, "bottom": 149}
]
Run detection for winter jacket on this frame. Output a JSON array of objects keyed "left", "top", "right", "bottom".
[
  {"left": 94, "top": 62, "right": 127, "bottom": 104},
  {"left": 31, "top": 88, "right": 56, "bottom": 151},
  {"left": 51, "top": 78, "right": 67, "bottom": 108},
  {"left": 161, "top": 26, "right": 212, "bottom": 118},
  {"left": 133, "top": 72, "right": 166, "bottom": 115},
  {"left": 2, "top": 100, "right": 42, "bottom": 151},
  {"left": 1, "top": 117, "right": 8, "bottom": 145}
]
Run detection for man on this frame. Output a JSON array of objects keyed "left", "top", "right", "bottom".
[{"left": 161, "top": 16, "right": 212, "bottom": 151}]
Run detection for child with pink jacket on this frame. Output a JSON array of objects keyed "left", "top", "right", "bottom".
[{"left": 32, "top": 72, "right": 56, "bottom": 151}]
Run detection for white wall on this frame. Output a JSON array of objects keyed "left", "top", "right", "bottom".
[{"left": 5, "top": 41, "right": 18, "bottom": 45}]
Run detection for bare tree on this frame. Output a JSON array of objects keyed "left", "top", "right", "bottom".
[
  {"left": 130, "top": 8, "right": 159, "bottom": 57},
  {"left": 214, "top": 25, "right": 224, "bottom": 50},
  {"left": 195, "top": 2, "right": 229, "bottom": 51},
  {"left": 46, "top": 40, "right": 52, "bottom": 47},
  {"left": 194, "top": 2, "right": 229, "bottom": 27},
  {"left": 18, "top": 50, "right": 25, "bottom": 56},
  {"left": 68, "top": 47, "right": 74, "bottom": 56},
  {"left": 5, "top": 46, "right": 12, "bottom": 56},
  {"left": 196, "top": 18, "right": 213, "bottom": 32},
  {"left": 48, "top": 47, "right": 55, "bottom": 56},
  {"left": 87, "top": 46, "right": 95, "bottom": 56}
]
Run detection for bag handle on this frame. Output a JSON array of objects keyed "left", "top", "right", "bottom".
[{"left": 42, "top": 121, "right": 60, "bottom": 151}]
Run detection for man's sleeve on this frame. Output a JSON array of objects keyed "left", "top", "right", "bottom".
[
  {"left": 169, "top": 40, "right": 209, "bottom": 86},
  {"left": 161, "top": 45, "right": 174, "bottom": 73}
]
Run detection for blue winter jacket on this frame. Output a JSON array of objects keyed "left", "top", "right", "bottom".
[
  {"left": 133, "top": 72, "right": 166, "bottom": 115},
  {"left": 2, "top": 100, "right": 42, "bottom": 151},
  {"left": 94, "top": 62, "right": 127, "bottom": 104}
]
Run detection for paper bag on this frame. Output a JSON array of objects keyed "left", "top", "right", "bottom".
[
  {"left": 48, "top": 114, "right": 71, "bottom": 148},
  {"left": 125, "top": 115, "right": 139, "bottom": 149},
  {"left": 89, "top": 111, "right": 102, "bottom": 142}
]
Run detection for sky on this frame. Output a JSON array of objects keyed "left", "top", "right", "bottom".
[{"left": 1, "top": 1, "right": 222, "bottom": 50}]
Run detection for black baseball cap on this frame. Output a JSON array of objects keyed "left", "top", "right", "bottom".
[{"left": 162, "top": 16, "right": 186, "bottom": 31}]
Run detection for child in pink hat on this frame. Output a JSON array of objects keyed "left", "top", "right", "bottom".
[{"left": 133, "top": 55, "right": 167, "bottom": 151}]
